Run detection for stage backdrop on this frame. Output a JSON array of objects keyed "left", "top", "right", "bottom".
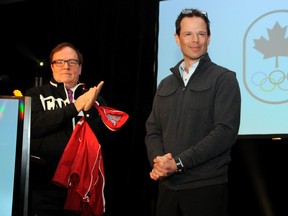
[{"left": 157, "top": 0, "right": 288, "bottom": 138}]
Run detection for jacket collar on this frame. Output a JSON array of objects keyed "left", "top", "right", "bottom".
[{"left": 49, "top": 77, "right": 85, "bottom": 90}]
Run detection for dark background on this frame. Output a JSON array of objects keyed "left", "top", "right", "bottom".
[{"left": 0, "top": 0, "right": 287, "bottom": 216}]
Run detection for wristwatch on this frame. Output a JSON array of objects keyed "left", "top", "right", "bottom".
[{"left": 175, "top": 157, "right": 184, "bottom": 173}]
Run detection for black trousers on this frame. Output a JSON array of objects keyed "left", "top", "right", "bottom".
[
  {"left": 29, "top": 187, "right": 80, "bottom": 216},
  {"left": 155, "top": 183, "right": 229, "bottom": 216}
]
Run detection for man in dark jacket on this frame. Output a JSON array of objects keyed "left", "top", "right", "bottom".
[
  {"left": 26, "top": 42, "right": 109, "bottom": 216},
  {"left": 145, "top": 9, "right": 241, "bottom": 216}
]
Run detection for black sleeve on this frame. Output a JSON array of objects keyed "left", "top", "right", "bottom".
[
  {"left": 25, "top": 87, "right": 79, "bottom": 138},
  {"left": 84, "top": 95, "right": 114, "bottom": 143}
]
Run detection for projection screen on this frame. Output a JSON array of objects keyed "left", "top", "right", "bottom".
[{"left": 157, "top": 0, "right": 288, "bottom": 138}]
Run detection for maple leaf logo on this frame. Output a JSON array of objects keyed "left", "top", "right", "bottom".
[{"left": 254, "top": 22, "right": 288, "bottom": 67}]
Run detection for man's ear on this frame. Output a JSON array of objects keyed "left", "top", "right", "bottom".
[
  {"left": 207, "top": 35, "right": 211, "bottom": 46},
  {"left": 79, "top": 65, "right": 82, "bottom": 75},
  {"left": 174, "top": 33, "right": 180, "bottom": 46}
]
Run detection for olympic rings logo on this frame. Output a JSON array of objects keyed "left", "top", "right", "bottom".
[{"left": 251, "top": 70, "right": 288, "bottom": 92}]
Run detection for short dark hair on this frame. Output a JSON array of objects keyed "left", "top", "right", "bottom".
[
  {"left": 175, "top": 8, "right": 211, "bottom": 36},
  {"left": 49, "top": 42, "right": 83, "bottom": 65}
]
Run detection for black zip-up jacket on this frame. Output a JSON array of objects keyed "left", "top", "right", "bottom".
[
  {"left": 25, "top": 78, "right": 109, "bottom": 188},
  {"left": 145, "top": 53, "right": 241, "bottom": 190}
]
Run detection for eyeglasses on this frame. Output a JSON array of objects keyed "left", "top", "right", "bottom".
[
  {"left": 181, "top": 9, "right": 208, "bottom": 17},
  {"left": 51, "top": 59, "right": 79, "bottom": 67}
]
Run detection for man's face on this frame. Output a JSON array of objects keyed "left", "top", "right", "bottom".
[
  {"left": 50, "top": 46, "right": 82, "bottom": 89},
  {"left": 174, "top": 16, "right": 210, "bottom": 64}
]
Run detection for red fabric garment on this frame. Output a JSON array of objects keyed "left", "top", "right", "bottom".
[
  {"left": 96, "top": 105, "right": 129, "bottom": 131},
  {"left": 52, "top": 119, "right": 105, "bottom": 215},
  {"left": 52, "top": 105, "right": 129, "bottom": 216}
]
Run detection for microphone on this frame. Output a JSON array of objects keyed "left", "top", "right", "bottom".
[{"left": 0, "top": 75, "right": 9, "bottom": 82}]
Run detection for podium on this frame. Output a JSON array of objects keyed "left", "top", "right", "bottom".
[{"left": 0, "top": 96, "right": 31, "bottom": 216}]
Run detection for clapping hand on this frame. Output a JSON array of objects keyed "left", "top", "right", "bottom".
[
  {"left": 74, "top": 81, "right": 104, "bottom": 112},
  {"left": 83, "top": 81, "right": 104, "bottom": 111}
]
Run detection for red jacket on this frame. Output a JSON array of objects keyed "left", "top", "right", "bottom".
[{"left": 52, "top": 105, "right": 129, "bottom": 216}]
